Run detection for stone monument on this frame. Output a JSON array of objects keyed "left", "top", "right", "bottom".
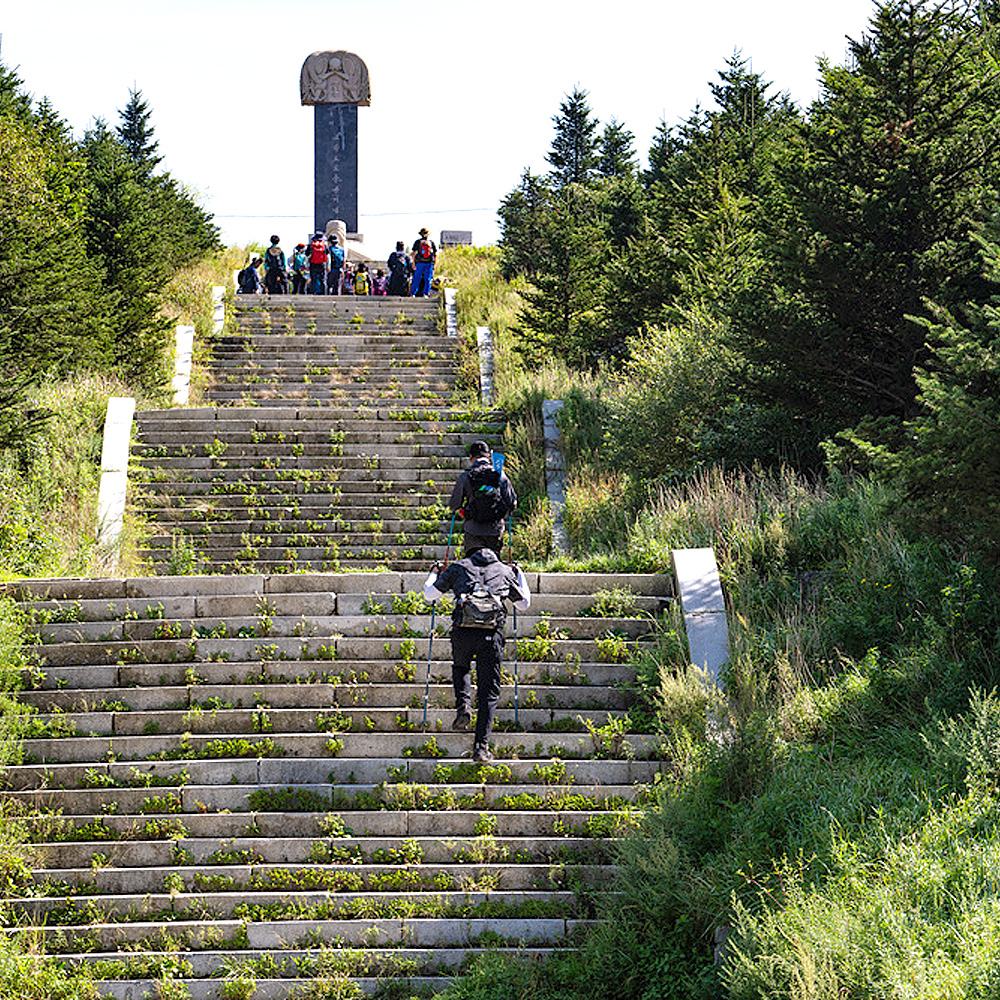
[{"left": 301, "top": 50, "right": 370, "bottom": 236}]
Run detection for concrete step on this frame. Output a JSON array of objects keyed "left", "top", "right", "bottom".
[
  {"left": 19, "top": 681, "right": 633, "bottom": 714},
  {"left": 21, "top": 729, "right": 661, "bottom": 764},
  {"left": 21, "top": 808, "right": 635, "bottom": 841},
  {"left": 27, "top": 914, "right": 585, "bottom": 952},
  {"left": 27, "top": 835, "right": 613, "bottom": 868},
  {"left": 25, "top": 861, "right": 612, "bottom": 896},
  {"left": 3, "top": 572, "right": 673, "bottom": 602},
  {"left": 25, "top": 659, "right": 634, "bottom": 692},
  {"left": 30, "top": 611, "right": 656, "bottom": 645},
  {"left": 7, "top": 754, "right": 660, "bottom": 791}
]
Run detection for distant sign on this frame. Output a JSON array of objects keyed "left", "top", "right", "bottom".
[{"left": 440, "top": 230, "right": 473, "bottom": 246}]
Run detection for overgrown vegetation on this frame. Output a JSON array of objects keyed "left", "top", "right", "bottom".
[
  {"left": 433, "top": 2, "right": 1000, "bottom": 997},
  {"left": 5, "top": 2, "right": 1000, "bottom": 997}
]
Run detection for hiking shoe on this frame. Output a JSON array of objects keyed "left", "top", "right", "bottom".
[
  {"left": 472, "top": 746, "right": 493, "bottom": 764},
  {"left": 452, "top": 712, "right": 471, "bottom": 732}
]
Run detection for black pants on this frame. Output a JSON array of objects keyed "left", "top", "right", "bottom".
[
  {"left": 264, "top": 270, "right": 287, "bottom": 294},
  {"left": 451, "top": 627, "right": 504, "bottom": 751},
  {"left": 463, "top": 532, "right": 503, "bottom": 559}
]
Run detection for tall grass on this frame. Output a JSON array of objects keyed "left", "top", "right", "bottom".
[
  {"left": 0, "top": 374, "right": 151, "bottom": 580},
  {"left": 161, "top": 245, "right": 245, "bottom": 405}
]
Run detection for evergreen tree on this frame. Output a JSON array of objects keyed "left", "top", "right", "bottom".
[
  {"left": 737, "top": 0, "right": 1000, "bottom": 436},
  {"left": 838, "top": 232, "right": 1000, "bottom": 557},
  {"left": 644, "top": 118, "right": 679, "bottom": 187},
  {"left": 516, "top": 184, "right": 605, "bottom": 365},
  {"left": 498, "top": 169, "right": 552, "bottom": 280},
  {"left": 81, "top": 119, "right": 170, "bottom": 386},
  {"left": 0, "top": 115, "right": 109, "bottom": 446},
  {"left": 116, "top": 88, "right": 161, "bottom": 177},
  {"left": 598, "top": 119, "right": 637, "bottom": 178},
  {"left": 546, "top": 87, "right": 599, "bottom": 187},
  {"left": 0, "top": 63, "right": 33, "bottom": 123},
  {"left": 645, "top": 54, "right": 798, "bottom": 322}
]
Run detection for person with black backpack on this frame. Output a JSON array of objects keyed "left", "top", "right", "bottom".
[
  {"left": 387, "top": 241, "right": 413, "bottom": 296},
  {"left": 449, "top": 441, "right": 517, "bottom": 557},
  {"left": 423, "top": 548, "right": 531, "bottom": 762},
  {"left": 263, "top": 235, "right": 288, "bottom": 295},
  {"left": 237, "top": 257, "right": 263, "bottom": 294}
]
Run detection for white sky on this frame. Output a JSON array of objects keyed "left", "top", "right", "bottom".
[{"left": 2, "top": 0, "right": 877, "bottom": 252}]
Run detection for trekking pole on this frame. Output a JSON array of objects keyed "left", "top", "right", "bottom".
[
  {"left": 512, "top": 603, "right": 520, "bottom": 729},
  {"left": 422, "top": 600, "right": 436, "bottom": 731},
  {"left": 422, "top": 513, "right": 457, "bottom": 730},
  {"left": 442, "top": 511, "right": 457, "bottom": 569},
  {"left": 507, "top": 512, "right": 519, "bottom": 727}
]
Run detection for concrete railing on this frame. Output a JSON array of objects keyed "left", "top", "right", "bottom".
[
  {"left": 671, "top": 547, "right": 730, "bottom": 681},
  {"left": 543, "top": 399, "right": 568, "bottom": 554},
  {"left": 171, "top": 325, "right": 195, "bottom": 405},
  {"left": 95, "top": 396, "right": 135, "bottom": 559},
  {"left": 476, "top": 326, "right": 495, "bottom": 407}
]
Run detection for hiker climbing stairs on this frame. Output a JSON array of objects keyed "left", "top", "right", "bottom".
[
  {"left": 134, "top": 295, "right": 481, "bottom": 574},
  {"left": 2, "top": 569, "right": 673, "bottom": 997},
  {"left": 0, "top": 289, "right": 679, "bottom": 997}
]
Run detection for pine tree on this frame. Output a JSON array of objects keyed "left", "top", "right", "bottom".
[
  {"left": 737, "top": 0, "right": 1000, "bottom": 434},
  {"left": 0, "top": 63, "right": 33, "bottom": 123},
  {"left": 643, "top": 54, "right": 797, "bottom": 324},
  {"left": 116, "top": 88, "right": 161, "bottom": 177},
  {"left": 81, "top": 119, "right": 170, "bottom": 385},
  {"left": 839, "top": 232, "right": 1000, "bottom": 556},
  {"left": 0, "top": 115, "right": 109, "bottom": 446},
  {"left": 498, "top": 170, "right": 552, "bottom": 280},
  {"left": 546, "top": 87, "right": 599, "bottom": 188},
  {"left": 644, "top": 119, "right": 678, "bottom": 187},
  {"left": 516, "top": 184, "right": 605, "bottom": 365},
  {"left": 598, "top": 119, "right": 637, "bottom": 178}
]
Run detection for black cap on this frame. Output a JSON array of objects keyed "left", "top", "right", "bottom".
[{"left": 468, "top": 441, "right": 490, "bottom": 458}]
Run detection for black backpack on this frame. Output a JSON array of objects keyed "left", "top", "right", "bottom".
[
  {"left": 456, "top": 583, "right": 504, "bottom": 629},
  {"left": 465, "top": 464, "right": 508, "bottom": 523}
]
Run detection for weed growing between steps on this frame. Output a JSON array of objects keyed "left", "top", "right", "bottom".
[
  {"left": 0, "top": 376, "right": 151, "bottom": 580},
  {"left": 0, "top": 605, "right": 101, "bottom": 997}
]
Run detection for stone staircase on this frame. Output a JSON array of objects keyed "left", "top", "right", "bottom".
[
  {"left": 0, "top": 291, "right": 676, "bottom": 997},
  {"left": 134, "top": 295, "right": 480, "bottom": 574},
  {"left": 2, "top": 570, "right": 672, "bottom": 997}
]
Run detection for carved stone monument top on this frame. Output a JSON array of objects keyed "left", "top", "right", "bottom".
[{"left": 300, "top": 50, "right": 371, "bottom": 106}]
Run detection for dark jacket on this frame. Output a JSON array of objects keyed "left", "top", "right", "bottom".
[
  {"left": 387, "top": 251, "right": 412, "bottom": 296},
  {"left": 450, "top": 458, "right": 517, "bottom": 537},
  {"left": 427, "top": 548, "right": 528, "bottom": 631}
]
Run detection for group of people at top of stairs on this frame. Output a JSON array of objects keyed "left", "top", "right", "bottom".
[
  {"left": 424, "top": 440, "right": 530, "bottom": 764},
  {"left": 237, "top": 227, "right": 438, "bottom": 298}
]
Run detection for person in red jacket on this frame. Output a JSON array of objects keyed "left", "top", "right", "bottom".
[{"left": 307, "top": 232, "right": 328, "bottom": 295}]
